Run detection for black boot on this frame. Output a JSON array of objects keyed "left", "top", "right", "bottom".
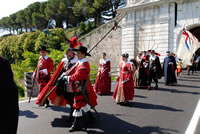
[
  {"left": 69, "top": 107, "right": 74, "bottom": 122},
  {"left": 45, "top": 99, "right": 49, "bottom": 108},
  {"left": 86, "top": 111, "right": 95, "bottom": 122},
  {"left": 155, "top": 83, "right": 158, "bottom": 89},
  {"left": 69, "top": 117, "right": 84, "bottom": 132}
]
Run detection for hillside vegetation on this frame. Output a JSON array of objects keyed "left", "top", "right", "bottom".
[{"left": 0, "top": 0, "right": 125, "bottom": 98}]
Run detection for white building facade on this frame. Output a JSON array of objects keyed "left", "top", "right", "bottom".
[{"left": 119, "top": 0, "right": 200, "bottom": 61}]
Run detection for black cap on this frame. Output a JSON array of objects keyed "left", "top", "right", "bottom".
[
  {"left": 72, "top": 46, "right": 91, "bottom": 57},
  {"left": 121, "top": 53, "right": 129, "bottom": 58},
  {"left": 39, "top": 46, "right": 49, "bottom": 52},
  {"left": 166, "top": 51, "right": 170, "bottom": 53}
]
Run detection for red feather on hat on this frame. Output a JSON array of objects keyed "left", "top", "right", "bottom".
[
  {"left": 155, "top": 53, "right": 161, "bottom": 56},
  {"left": 69, "top": 36, "right": 83, "bottom": 48}
]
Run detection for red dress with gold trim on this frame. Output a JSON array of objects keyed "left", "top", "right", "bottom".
[{"left": 113, "top": 61, "right": 134, "bottom": 102}]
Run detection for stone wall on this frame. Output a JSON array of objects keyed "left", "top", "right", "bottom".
[
  {"left": 79, "top": 16, "right": 123, "bottom": 68},
  {"left": 119, "top": 0, "right": 200, "bottom": 62},
  {"left": 121, "top": 1, "right": 171, "bottom": 61}
]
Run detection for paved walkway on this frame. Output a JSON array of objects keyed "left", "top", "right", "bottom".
[{"left": 18, "top": 71, "right": 200, "bottom": 134}]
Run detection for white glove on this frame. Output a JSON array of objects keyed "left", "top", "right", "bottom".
[
  {"left": 64, "top": 76, "right": 70, "bottom": 83},
  {"left": 40, "top": 69, "right": 48, "bottom": 75},
  {"left": 60, "top": 73, "right": 66, "bottom": 78},
  {"left": 121, "top": 78, "right": 129, "bottom": 84}
]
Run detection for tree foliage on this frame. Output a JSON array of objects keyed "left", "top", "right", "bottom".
[
  {"left": 0, "top": 0, "right": 125, "bottom": 98},
  {"left": 0, "top": 28, "right": 67, "bottom": 63},
  {"left": 0, "top": 0, "right": 125, "bottom": 34}
]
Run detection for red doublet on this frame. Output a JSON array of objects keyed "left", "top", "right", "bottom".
[
  {"left": 113, "top": 61, "right": 134, "bottom": 102},
  {"left": 94, "top": 59, "right": 111, "bottom": 95},
  {"left": 69, "top": 60, "right": 97, "bottom": 110},
  {"left": 35, "top": 56, "right": 54, "bottom": 92},
  {"left": 36, "top": 61, "right": 63, "bottom": 106}
]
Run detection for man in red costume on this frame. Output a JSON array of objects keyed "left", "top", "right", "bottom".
[
  {"left": 33, "top": 46, "right": 54, "bottom": 107},
  {"left": 55, "top": 48, "right": 78, "bottom": 120},
  {"left": 63, "top": 46, "right": 98, "bottom": 132}
]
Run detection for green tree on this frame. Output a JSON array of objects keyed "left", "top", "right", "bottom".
[
  {"left": 45, "top": 0, "right": 66, "bottom": 28},
  {"left": 72, "top": 0, "right": 95, "bottom": 22},
  {"left": 32, "top": 12, "right": 48, "bottom": 30}
]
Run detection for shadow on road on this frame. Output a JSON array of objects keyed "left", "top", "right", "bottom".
[
  {"left": 175, "top": 84, "right": 200, "bottom": 89},
  {"left": 19, "top": 110, "right": 38, "bottom": 118},
  {"left": 51, "top": 115, "right": 72, "bottom": 128},
  {"left": 157, "top": 87, "right": 200, "bottom": 95},
  {"left": 50, "top": 105, "right": 70, "bottom": 113},
  {"left": 51, "top": 112, "right": 179, "bottom": 134},
  {"left": 130, "top": 102, "right": 183, "bottom": 112},
  {"left": 134, "top": 95, "right": 148, "bottom": 98},
  {"left": 134, "top": 126, "right": 179, "bottom": 134},
  {"left": 178, "top": 78, "right": 200, "bottom": 82}
]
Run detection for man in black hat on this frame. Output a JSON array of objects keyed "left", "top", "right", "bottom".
[
  {"left": 148, "top": 50, "right": 162, "bottom": 89},
  {"left": 63, "top": 46, "right": 98, "bottom": 132},
  {"left": 33, "top": 46, "right": 54, "bottom": 107},
  {"left": 56, "top": 47, "right": 78, "bottom": 120}
]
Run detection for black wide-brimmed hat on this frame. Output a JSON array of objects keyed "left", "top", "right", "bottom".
[
  {"left": 166, "top": 51, "right": 170, "bottom": 53},
  {"left": 151, "top": 50, "right": 155, "bottom": 53},
  {"left": 72, "top": 46, "right": 91, "bottom": 57},
  {"left": 39, "top": 46, "right": 49, "bottom": 52}
]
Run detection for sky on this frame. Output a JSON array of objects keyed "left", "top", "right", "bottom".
[{"left": 0, "top": 0, "right": 47, "bottom": 19}]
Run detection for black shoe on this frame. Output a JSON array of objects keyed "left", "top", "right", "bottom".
[
  {"left": 87, "top": 111, "right": 96, "bottom": 122},
  {"left": 45, "top": 104, "right": 50, "bottom": 108},
  {"left": 155, "top": 84, "right": 158, "bottom": 89},
  {"left": 44, "top": 99, "right": 49, "bottom": 108},
  {"left": 68, "top": 108, "right": 74, "bottom": 122},
  {"left": 69, "top": 117, "right": 84, "bottom": 132},
  {"left": 69, "top": 124, "right": 82, "bottom": 132},
  {"left": 124, "top": 101, "right": 130, "bottom": 106}
]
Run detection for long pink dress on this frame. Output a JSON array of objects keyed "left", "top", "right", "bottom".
[{"left": 94, "top": 58, "right": 111, "bottom": 95}]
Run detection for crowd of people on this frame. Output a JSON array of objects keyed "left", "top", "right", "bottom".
[
  {"left": 34, "top": 35, "right": 193, "bottom": 132},
  {"left": 5, "top": 35, "right": 200, "bottom": 133},
  {"left": 34, "top": 36, "right": 195, "bottom": 132}
]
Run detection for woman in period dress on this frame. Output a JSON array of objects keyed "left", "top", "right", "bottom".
[
  {"left": 94, "top": 52, "right": 111, "bottom": 95},
  {"left": 134, "top": 52, "right": 150, "bottom": 89},
  {"left": 113, "top": 53, "right": 135, "bottom": 106}
]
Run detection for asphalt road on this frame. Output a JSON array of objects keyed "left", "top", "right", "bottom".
[{"left": 18, "top": 71, "right": 200, "bottom": 134}]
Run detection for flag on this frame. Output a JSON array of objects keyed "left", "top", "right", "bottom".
[{"left": 177, "top": 28, "right": 200, "bottom": 67}]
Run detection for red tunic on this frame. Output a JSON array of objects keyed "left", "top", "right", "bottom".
[
  {"left": 94, "top": 58, "right": 111, "bottom": 95},
  {"left": 113, "top": 61, "right": 134, "bottom": 102},
  {"left": 34, "top": 56, "right": 54, "bottom": 92},
  {"left": 69, "top": 59, "right": 97, "bottom": 110}
]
